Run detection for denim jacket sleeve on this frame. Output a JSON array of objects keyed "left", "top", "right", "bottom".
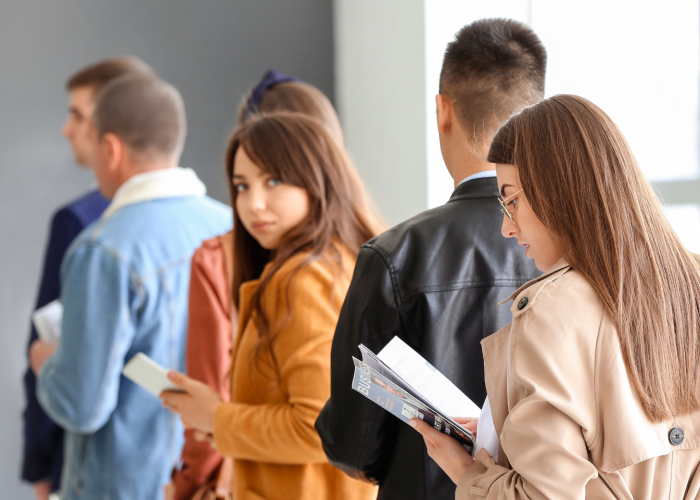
[{"left": 37, "top": 241, "right": 137, "bottom": 434}]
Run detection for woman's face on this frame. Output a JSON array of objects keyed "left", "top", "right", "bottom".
[
  {"left": 496, "top": 164, "right": 562, "bottom": 272},
  {"left": 233, "top": 146, "right": 310, "bottom": 250}
]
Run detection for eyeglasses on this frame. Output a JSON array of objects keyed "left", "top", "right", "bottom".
[{"left": 498, "top": 189, "right": 523, "bottom": 225}]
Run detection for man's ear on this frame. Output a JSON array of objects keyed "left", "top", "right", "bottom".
[
  {"left": 436, "top": 94, "right": 453, "bottom": 134},
  {"left": 102, "top": 132, "right": 124, "bottom": 171}
]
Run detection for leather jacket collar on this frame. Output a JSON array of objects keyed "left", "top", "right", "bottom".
[{"left": 447, "top": 176, "right": 500, "bottom": 203}]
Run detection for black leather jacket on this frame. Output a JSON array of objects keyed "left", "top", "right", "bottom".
[{"left": 316, "top": 177, "right": 540, "bottom": 500}]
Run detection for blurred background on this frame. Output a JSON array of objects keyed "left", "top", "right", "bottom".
[{"left": 1, "top": 0, "right": 698, "bottom": 497}]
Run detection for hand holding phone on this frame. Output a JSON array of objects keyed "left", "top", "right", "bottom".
[{"left": 122, "top": 353, "right": 185, "bottom": 397}]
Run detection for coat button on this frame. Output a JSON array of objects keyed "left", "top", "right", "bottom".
[
  {"left": 518, "top": 297, "right": 528, "bottom": 310},
  {"left": 669, "top": 427, "right": 684, "bottom": 446}
]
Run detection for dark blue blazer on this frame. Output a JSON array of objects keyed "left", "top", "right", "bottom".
[{"left": 22, "top": 189, "right": 109, "bottom": 490}]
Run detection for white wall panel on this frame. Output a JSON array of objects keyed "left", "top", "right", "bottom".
[{"left": 334, "top": 0, "right": 428, "bottom": 225}]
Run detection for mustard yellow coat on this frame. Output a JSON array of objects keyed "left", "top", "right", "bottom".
[{"left": 213, "top": 248, "right": 377, "bottom": 500}]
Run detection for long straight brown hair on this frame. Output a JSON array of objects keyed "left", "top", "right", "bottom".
[
  {"left": 488, "top": 94, "right": 700, "bottom": 423},
  {"left": 226, "top": 112, "right": 383, "bottom": 379}
]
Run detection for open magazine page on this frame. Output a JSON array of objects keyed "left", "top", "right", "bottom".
[
  {"left": 351, "top": 357, "right": 474, "bottom": 452},
  {"left": 359, "top": 344, "right": 409, "bottom": 385},
  {"left": 358, "top": 344, "right": 452, "bottom": 421},
  {"left": 355, "top": 338, "right": 480, "bottom": 443},
  {"left": 377, "top": 337, "right": 481, "bottom": 419}
]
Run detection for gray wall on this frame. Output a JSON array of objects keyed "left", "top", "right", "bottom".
[{"left": 0, "top": 1, "right": 333, "bottom": 497}]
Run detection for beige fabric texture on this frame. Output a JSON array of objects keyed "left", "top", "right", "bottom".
[{"left": 456, "top": 261, "right": 700, "bottom": 499}]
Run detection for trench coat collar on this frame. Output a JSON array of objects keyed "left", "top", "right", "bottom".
[{"left": 499, "top": 258, "right": 571, "bottom": 317}]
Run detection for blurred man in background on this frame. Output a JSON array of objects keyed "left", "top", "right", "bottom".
[
  {"left": 22, "top": 57, "right": 154, "bottom": 500},
  {"left": 29, "top": 73, "right": 231, "bottom": 500}
]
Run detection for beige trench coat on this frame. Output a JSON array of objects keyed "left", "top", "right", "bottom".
[{"left": 457, "top": 260, "right": 700, "bottom": 499}]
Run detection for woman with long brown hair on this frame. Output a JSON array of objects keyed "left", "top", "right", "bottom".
[
  {"left": 411, "top": 94, "right": 700, "bottom": 498},
  {"left": 161, "top": 112, "right": 382, "bottom": 500},
  {"left": 166, "top": 70, "right": 346, "bottom": 500}
]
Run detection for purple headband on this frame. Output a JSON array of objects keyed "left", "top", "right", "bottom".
[{"left": 244, "top": 69, "right": 302, "bottom": 116}]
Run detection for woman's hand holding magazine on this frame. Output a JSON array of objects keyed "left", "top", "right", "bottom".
[
  {"left": 409, "top": 417, "right": 478, "bottom": 483},
  {"left": 350, "top": 337, "right": 480, "bottom": 455}
]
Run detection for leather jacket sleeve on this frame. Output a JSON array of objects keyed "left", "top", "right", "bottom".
[{"left": 315, "top": 244, "right": 403, "bottom": 484}]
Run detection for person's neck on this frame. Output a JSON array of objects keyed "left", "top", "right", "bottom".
[
  {"left": 449, "top": 159, "right": 495, "bottom": 187},
  {"left": 444, "top": 137, "right": 494, "bottom": 187}
]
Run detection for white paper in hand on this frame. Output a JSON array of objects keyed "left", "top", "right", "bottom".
[
  {"left": 32, "top": 300, "right": 63, "bottom": 343},
  {"left": 122, "top": 353, "right": 184, "bottom": 397},
  {"left": 475, "top": 396, "right": 499, "bottom": 461}
]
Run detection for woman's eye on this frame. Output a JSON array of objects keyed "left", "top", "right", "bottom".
[
  {"left": 234, "top": 183, "right": 248, "bottom": 193},
  {"left": 267, "top": 178, "right": 281, "bottom": 187},
  {"left": 508, "top": 198, "right": 517, "bottom": 207}
]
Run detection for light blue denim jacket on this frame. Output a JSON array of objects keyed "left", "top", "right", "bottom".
[{"left": 37, "top": 168, "right": 231, "bottom": 500}]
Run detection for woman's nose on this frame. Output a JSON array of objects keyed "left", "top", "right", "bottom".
[
  {"left": 501, "top": 214, "right": 518, "bottom": 239},
  {"left": 250, "top": 190, "right": 266, "bottom": 212}
]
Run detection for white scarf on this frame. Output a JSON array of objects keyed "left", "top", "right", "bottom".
[{"left": 102, "top": 167, "right": 206, "bottom": 219}]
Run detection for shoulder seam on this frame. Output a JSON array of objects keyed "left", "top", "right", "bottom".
[
  {"left": 402, "top": 279, "right": 532, "bottom": 305},
  {"left": 363, "top": 243, "right": 402, "bottom": 303},
  {"left": 358, "top": 245, "right": 401, "bottom": 342},
  {"left": 69, "top": 239, "right": 144, "bottom": 295}
]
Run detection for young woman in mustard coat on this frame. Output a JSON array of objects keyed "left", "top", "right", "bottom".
[{"left": 161, "top": 113, "right": 383, "bottom": 500}]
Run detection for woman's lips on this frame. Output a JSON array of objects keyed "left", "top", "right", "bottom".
[
  {"left": 251, "top": 221, "right": 274, "bottom": 232},
  {"left": 520, "top": 242, "right": 530, "bottom": 257}
]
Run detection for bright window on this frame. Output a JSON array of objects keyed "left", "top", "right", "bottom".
[
  {"left": 533, "top": 0, "right": 700, "bottom": 252},
  {"left": 426, "top": 0, "right": 700, "bottom": 252}
]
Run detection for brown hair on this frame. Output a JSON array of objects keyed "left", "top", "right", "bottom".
[
  {"left": 440, "top": 18, "right": 546, "bottom": 145},
  {"left": 66, "top": 56, "right": 155, "bottom": 92},
  {"left": 488, "top": 94, "right": 700, "bottom": 422},
  {"left": 93, "top": 75, "right": 186, "bottom": 162},
  {"left": 237, "top": 81, "right": 343, "bottom": 143},
  {"left": 226, "top": 113, "right": 383, "bottom": 378}
]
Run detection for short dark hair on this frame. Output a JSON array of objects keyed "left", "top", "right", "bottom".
[
  {"left": 92, "top": 75, "right": 186, "bottom": 161},
  {"left": 66, "top": 57, "right": 155, "bottom": 93},
  {"left": 439, "top": 18, "right": 546, "bottom": 142}
]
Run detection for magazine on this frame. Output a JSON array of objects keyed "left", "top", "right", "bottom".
[{"left": 351, "top": 336, "right": 480, "bottom": 452}]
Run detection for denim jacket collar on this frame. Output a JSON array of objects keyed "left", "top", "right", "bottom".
[{"left": 102, "top": 167, "right": 206, "bottom": 219}]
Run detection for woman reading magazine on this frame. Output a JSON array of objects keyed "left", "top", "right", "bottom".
[
  {"left": 160, "top": 113, "right": 383, "bottom": 500},
  {"left": 411, "top": 95, "right": 700, "bottom": 498}
]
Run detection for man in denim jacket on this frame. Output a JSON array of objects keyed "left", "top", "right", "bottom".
[
  {"left": 29, "top": 74, "right": 231, "bottom": 500},
  {"left": 22, "top": 57, "right": 154, "bottom": 500}
]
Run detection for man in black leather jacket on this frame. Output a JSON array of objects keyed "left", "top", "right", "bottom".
[{"left": 316, "top": 19, "right": 546, "bottom": 500}]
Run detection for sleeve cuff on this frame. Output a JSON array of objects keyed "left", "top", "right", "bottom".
[
  {"left": 456, "top": 449, "right": 509, "bottom": 499},
  {"left": 213, "top": 402, "right": 237, "bottom": 456}
]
